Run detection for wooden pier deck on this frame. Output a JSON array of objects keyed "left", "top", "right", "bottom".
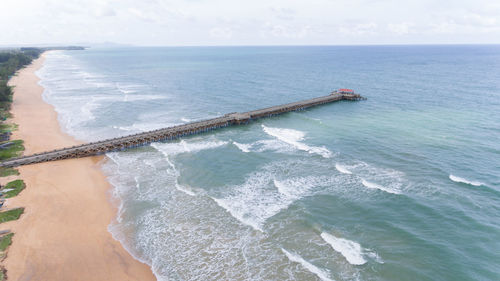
[{"left": 0, "top": 92, "right": 365, "bottom": 167}]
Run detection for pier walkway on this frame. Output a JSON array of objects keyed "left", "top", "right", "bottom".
[{"left": 0, "top": 92, "right": 365, "bottom": 167}]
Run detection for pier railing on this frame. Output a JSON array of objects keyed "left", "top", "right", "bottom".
[{"left": 0, "top": 92, "right": 365, "bottom": 167}]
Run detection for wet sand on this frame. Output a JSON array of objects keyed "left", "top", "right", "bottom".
[{"left": 2, "top": 53, "right": 155, "bottom": 280}]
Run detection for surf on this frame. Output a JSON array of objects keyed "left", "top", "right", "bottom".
[
  {"left": 335, "top": 163, "right": 352, "bottom": 174},
  {"left": 361, "top": 179, "right": 401, "bottom": 194},
  {"left": 320, "top": 232, "right": 367, "bottom": 265},
  {"left": 449, "top": 174, "right": 483, "bottom": 186},
  {"left": 262, "top": 125, "right": 332, "bottom": 158},
  {"left": 281, "top": 248, "right": 335, "bottom": 281}
]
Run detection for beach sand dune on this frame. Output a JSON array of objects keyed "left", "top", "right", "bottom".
[{"left": 3, "top": 54, "right": 155, "bottom": 280}]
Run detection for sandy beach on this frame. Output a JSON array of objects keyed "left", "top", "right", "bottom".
[{"left": 1, "top": 54, "right": 155, "bottom": 280}]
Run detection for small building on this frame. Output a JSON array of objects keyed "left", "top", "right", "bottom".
[{"left": 338, "top": 88, "right": 355, "bottom": 94}]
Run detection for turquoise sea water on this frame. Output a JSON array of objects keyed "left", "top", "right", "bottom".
[{"left": 37, "top": 46, "right": 499, "bottom": 281}]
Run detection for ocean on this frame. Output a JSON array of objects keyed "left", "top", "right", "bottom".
[{"left": 37, "top": 46, "right": 499, "bottom": 281}]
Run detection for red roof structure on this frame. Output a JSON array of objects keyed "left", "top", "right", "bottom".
[{"left": 338, "top": 88, "right": 354, "bottom": 93}]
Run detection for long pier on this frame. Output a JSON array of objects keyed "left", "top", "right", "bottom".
[{"left": 0, "top": 92, "right": 365, "bottom": 168}]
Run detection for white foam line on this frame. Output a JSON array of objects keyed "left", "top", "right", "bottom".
[
  {"left": 320, "top": 232, "right": 366, "bottom": 265},
  {"left": 233, "top": 141, "right": 252, "bottom": 153},
  {"left": 212, "top": 197, "right": 263, "bottom": 232},
  {"left": 262, "top": 125, "right": 332, "bottom": 158},
  {"left": 449, "top": 174, "right": 483, "bottom": 187},
  {"left": 281, "top": 248, "right": 335, "bottom": 281},
  {"left": 361, "top": 179, "right": 401, "bottom": 194},
  {"left": 335, "top": 163, "right": 352, "bottom": 174},
  {"left": 151, "top": 143, "right": 196, "bottom": 196}
]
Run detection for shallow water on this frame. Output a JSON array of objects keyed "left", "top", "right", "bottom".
[{"left": 37, "top": 46, "right": 500, "bottom": 281}]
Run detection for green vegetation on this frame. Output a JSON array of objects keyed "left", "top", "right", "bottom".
[
  {"left": 0, "top": 140, "right": 24, "bottom": 161},
  {"left": 0, "top": 168, "right": 19, "bottom": 177},
  {"left": 3, "top": 180, "right": 25, "bottom": 198},
  {"left": 0, "top": 233, "right": 13, "bottom": 252},
  {"left": 0, "top": 49, "right": 42, "bottom": 120},
  {"left": 0, "top": 208, "right": 24, "bottom": 224}
]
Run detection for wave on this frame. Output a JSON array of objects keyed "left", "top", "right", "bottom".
[
  {"left": 211, "top": 171, "right": 286, "bottom": 232},
  {"left": 212, "top": 161, "right": 342, "bottom": 232},
  {"left": 262, "top": 125, "right": 332, "bottom": 158},
  {"left": 152, "top": 139, "right": 228, "bottom": 156},
  {"left": 273, "top": 177, "right": 320, "bottom": 199},
  {"left": 320, "top": 232, "right": 366, "bottom": 265},
  {"left": 449, "top": 174, "right": 483, "bottom": 186},
  {"left": 122, "top": 94, "right": 166, "bottom": 102},
  {"left": 116, "top": 82, "right": 144, "bottom": 94},
  {"left": 150, "top": 143, "right": 197, "bottom": 196},
  {"left": 361, "top": 179, "right": 401, "bottom": 194},
  {"left": 164, "top": 155, "right": 196, "bottom": 196},
  {"left": 233, "top": 141, "right": 252, "bottom": 153},
  {"left": 112, "top": 122, "right": 174, "bottom": 133},
  {"left": 211, "top": 162, "right": 329, "bottom": 231},
  {"left": 335, "top": 163, "right": 352, "bottom": 174},
  {"left": 281, "top": 249, "right": 334, "bottom": 281}
]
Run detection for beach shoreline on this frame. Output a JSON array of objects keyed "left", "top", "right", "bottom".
[{"left": 2, "top": 53, "right": 155, "bottom": 280}]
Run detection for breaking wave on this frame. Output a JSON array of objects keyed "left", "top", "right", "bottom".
[
  {"left": 281, "top": 248, "right": 335, "bottom": 281},
  {"left": 152, "top": 139, "right": 228, "bottom": 156},
  {"left": 449, "top": 175, "right": 483, "bottom": 187},
  {"left": 335, "top": 163, "right": 352, "bottom": 174},
  {"left": 262, "top": 125, "right": 332, "bottom": 158},
  {"left": 361, "top": 179, "right": 401, "bottom": 194},
  {"left": 233, "top": 141, "right": 252, "bottom": 153},
  {"left": 211, "top": 162, "right": 335, "bottom": 231},
  {"left": 320, "top": 232, "right": 366, "bottom": 265}
]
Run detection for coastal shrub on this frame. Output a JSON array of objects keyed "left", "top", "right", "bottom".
[
  {"left": 0, "top": 49, "right": 42, "bottom": 118},
  {"left": 0, "top": 139, "right": 24, "bottom": 160},
  {"left": 0, "top": 208, "right": 24, "bottom": 224},
  {"left": 0, "top": 124, "right": 15, "bottom": 134},
  {"left": 0, "top": 168, "right": 19, "bottom": 177},
  {"left": 3, "top": 180, "right": 25, "bottom": 198},
  {"left": 0, "top": 233, "right": 13, "bottom": 251}
]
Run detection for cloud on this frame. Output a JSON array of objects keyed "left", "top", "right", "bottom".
[
  {"left": 339, "top": 23, "right": 378, "bottom": 36},
  {"left": 387, "top": 23, "right": 413, "bottom": 35},
  {"left": 261, "top": 23, "right": 311, "bottom": 39},
  {"left": 209, "top": 27, "right": 233, "bottom": 39},
  {"left": 1, "top": 0, "right": 500, "bottom": 45},
  {"left": 269, "top": 6, "right": 296, "bottom": 21}
]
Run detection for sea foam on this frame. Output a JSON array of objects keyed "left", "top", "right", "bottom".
[
  {"left": 212, "top": 162, "right": 329, "bottom": 231},
  {"left": 152, "top": 139, "right": 228, "bottom": 156},
  {"left": 449, "top": 175, "right": 483, "bottom": 186},
  {"left": 335, "top": 163, "right": 352, "bottom": 174},
  {"left": 262, "top": 125, "right": 332, "bottom": 158},
  {"left": 320, "top": 232, "right": 366, "bottom": 265},
  {"left": 233, "top": 141, "right": 252, "bottom": 153},
  {"left": 361, "top": 179, "right": 401, "bottom": 194},
  {"left": 281, "top": 248, "right": 335, "bottom": 281}
]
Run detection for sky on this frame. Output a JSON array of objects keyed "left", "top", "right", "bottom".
[{"left": 1, "top": 0, "right": 500, "bottom": 46}]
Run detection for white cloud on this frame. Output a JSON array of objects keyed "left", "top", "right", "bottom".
[
  {"left": 339, "top": 23, "right": 378, "bottom": 36},
  {"left": 261, "top": 23, "right": 311, "bottom": 39},
  {"left": 209, "top": 27, "right": 233, "bottom": 39},
  {"left": 388, "top": 23, "right": 413, "bottom": 35},
  {"left": 0, "top": 0, "right": 500, "bottom": 45}
]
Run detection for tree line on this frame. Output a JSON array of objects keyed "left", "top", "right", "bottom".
[{"left": 0, "top": 49, "right": 42, "bottom": 107}]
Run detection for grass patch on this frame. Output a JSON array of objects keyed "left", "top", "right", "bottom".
[
  {"left": 0, "top": 233, "right": 13, "bottom": 251},
  {"left": 0, "top": 167, "right": 18, "bottom": 177},
  {"left": 0, "top": 208, "right": 24, "bottom": 224},
  {"left": 0, "top": 123, "right": 16, "bottom": 135},
  {"left": 0, "top": 139, "right": 23, "bottom": 161},
  {"left": 3, "top": 179, "right": 24, "bottom": 198}
]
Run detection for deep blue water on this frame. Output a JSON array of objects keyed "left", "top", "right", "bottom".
[{"left": 38, "top": 45, "right": 500, "bottom": 281}]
